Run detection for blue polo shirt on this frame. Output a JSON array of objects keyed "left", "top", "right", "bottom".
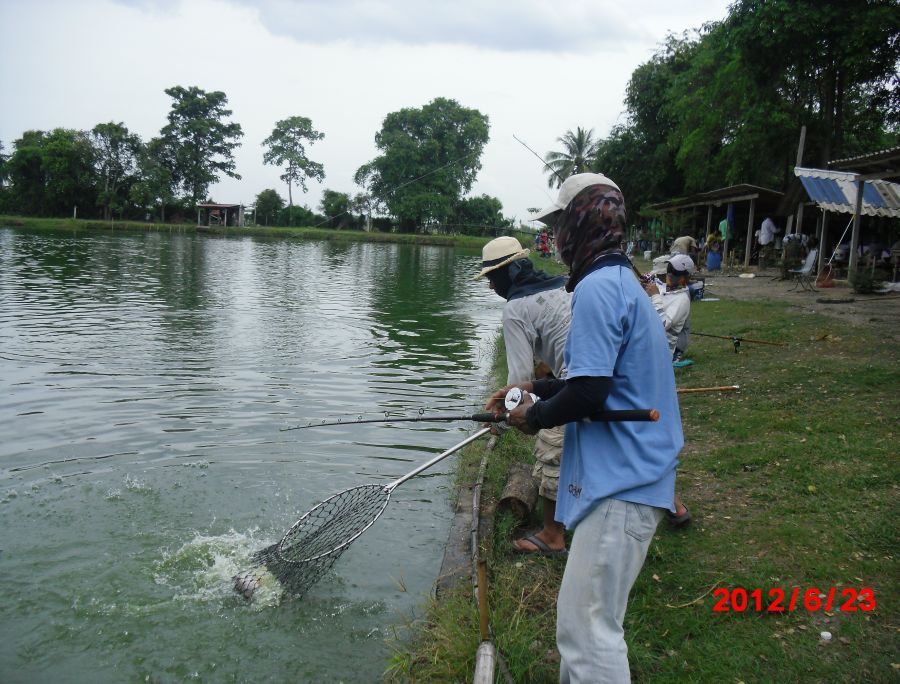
[{"left": 556, "top": 264, "right": 683, "bottom": 529}]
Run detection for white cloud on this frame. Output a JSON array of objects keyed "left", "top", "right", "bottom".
[
  {"left": 0, "top": 0, "right": 731, "bottom": 223},
  {"left": 229, "top": 0, "right": 652, "bottom": 52}
]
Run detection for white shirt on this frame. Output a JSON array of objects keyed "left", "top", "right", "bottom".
[
  {"left": 649, "top": 287, "right": 691, "bottom": 354},
  {"left": 759, "top": 218, "right": 779, "bottom": 245}
]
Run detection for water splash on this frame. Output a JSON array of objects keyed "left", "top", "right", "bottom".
[{"left": 154, "top": 530, "right": 283, "bottom": 608}]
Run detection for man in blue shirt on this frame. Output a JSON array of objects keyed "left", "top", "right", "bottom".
[{"left": 487, "top": 173, "right": 683, "bottom": 683}]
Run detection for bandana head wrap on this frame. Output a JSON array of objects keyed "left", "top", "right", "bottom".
[{"left": 553, "top": 184, "right": 627, "bottom": 292}]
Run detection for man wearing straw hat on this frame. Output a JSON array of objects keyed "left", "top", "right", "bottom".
[
  {"left": 486, "top": 173, "right": 683, "bottom": 683},
  {"left": 475, "top": 235, "right": 571, "bottom": 557}
]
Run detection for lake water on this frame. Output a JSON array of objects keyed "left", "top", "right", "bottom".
[{"left": 0, "top": 227, "right": 504, "bottom": 682}]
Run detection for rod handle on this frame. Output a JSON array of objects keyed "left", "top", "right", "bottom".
[
  {"left": 591, "top": 409, "right": 660, "bottom": 422},
  {"left": 471, "top": 409, "right": 660, "bottom": 423}
]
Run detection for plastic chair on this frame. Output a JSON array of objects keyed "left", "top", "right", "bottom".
[{"left": 788, "top": 248, "right": 819, "bottom": 291}]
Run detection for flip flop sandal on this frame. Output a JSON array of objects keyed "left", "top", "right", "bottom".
[
  {"left": 512, "top": 534, "right": 568, "bottom": 557},
  {"left": 667, "top": 508, "right": 692, "bottom": 528}
]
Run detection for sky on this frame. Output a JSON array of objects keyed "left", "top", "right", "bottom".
[{"left": 0, "top": 0, "right": 733, "bottom": 225}]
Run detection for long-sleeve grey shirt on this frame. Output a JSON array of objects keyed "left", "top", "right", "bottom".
[{"left": 503, "top": 286, "right": 571, "bottom": 385}]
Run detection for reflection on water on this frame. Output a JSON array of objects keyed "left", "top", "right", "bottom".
[{"left": 0, "top": 227, "right": 503, "bottom": 682}]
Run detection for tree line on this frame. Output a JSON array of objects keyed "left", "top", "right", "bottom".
[{"left": 0, "top": 87, "right": 511, "bottom": 234}]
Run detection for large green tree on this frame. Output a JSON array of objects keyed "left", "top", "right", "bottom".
[
  {"left": 254, "top": 188, "right": 284, "bottom": 225},
  {"left": 666, "top": 0, "right": 899, "bottom": 191},
  {"left": 544, "top": 127, "right": 601, "bottom": 188},
  {"left": 92, "top": 122, "right": 142, "bottom": 220},
  {"left": 451, "top": 194, "right": 510, "bottom": 235},
  {"left": 319, "top": 189, "right": 351, "bottom": 228},
  {"left": 262, "top": 116, "right": 325, "bottom": 217},
  {"left": 160, "top": 85, "right": 243, "bottom": 203},
  {"left": 130, "top": 137, "right": 178, "bottom": 222},
  {"left": 727, "top": 0, "right": 899, "bottom": 165},
  {"left": 355, "top": 97, "right": 490, "bottom": 232},
  {"left": 6, "top": 129, "right": 95, "bottom": 216}
]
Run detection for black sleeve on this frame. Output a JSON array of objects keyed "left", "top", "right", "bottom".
[
  {"left": 531, "top": 377, "right": 566, "bottom": 399},
  {"left": 525, "top": 376, "right": 612, "bottom": 431}
]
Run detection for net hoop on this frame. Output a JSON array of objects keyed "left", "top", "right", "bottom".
[{"left": 275, "top": 484, "right": 391, "bottom": 565}]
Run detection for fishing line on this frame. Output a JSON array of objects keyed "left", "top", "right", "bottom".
[{"left": 512, "top": 134, "right": 566, "bottom": 186}]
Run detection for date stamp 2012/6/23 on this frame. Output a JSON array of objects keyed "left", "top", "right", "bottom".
[{"left": 712, "top": 587, "right": 876, "bottom": 613}]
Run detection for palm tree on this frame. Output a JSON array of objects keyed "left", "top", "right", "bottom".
[{"left": 544, "top": 127, "right": 601, "bottom": 188}]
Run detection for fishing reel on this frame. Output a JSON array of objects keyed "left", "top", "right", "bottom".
[
  {"left": 504, "top": 387, "right": 539, "bottom": 412},
  {"left": 492, "top": 387, "right": 538, "bottom": 432}
]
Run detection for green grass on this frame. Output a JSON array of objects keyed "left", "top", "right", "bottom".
[{"left": 388, "top": 276, "right": 899, "bottom": 683}]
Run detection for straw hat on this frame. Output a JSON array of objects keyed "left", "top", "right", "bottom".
[{"left": 473, "top": 236, "right": 530, "bottom": 280}]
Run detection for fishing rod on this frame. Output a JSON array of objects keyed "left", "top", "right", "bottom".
[
  {"left": 282, "top": 407, "right": 659, "bottom": 431},
  {"left": 286, "top": 386, "right": 735, "bottom": 431},
  {"left": 692, "top": 331, "right": 786, "bottom": 353}
]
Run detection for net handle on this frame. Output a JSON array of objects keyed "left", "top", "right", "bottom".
[{"left": 387, "top": 427, "right": 492, "bottom": 491}]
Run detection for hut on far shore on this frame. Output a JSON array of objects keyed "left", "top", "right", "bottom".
[{"left": 196, "top": 203, "right": 244, "bottom": 227}]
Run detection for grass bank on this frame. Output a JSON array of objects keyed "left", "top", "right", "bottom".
[
  {"left": 388, "top": 260, "right": 898, "bottom": 682},
  {"left": 0, "top": 214, "right": 509, "bottom": 250}
]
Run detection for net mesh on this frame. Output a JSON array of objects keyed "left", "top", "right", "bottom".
[{"left": 233, "top": 484, "right": 390, "bottom": 599}]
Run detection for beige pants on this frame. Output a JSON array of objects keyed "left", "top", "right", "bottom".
[{"left": 532, "top": 425, "right": 564, "bottom": 500}]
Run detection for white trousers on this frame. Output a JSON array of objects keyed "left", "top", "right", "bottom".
[{"left": 557, "top": 498, "right": 664, "bottom": 684}]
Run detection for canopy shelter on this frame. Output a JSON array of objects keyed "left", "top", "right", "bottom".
[
  {"left": 647, "top": 184, "right": 784, "bottom": 268},
  {"left": 196, "top": 202, "right": 245, "bottom": 227},
  {"left": 827, "top": 147, "right": 900, "bottom": 278},
  {"left": 778, "top": 153, "right": 900, "bottom": 277}
]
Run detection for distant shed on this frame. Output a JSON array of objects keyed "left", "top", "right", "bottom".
[
  {"left": 647, "top": 184, "right": 784, "bottom": 268},
  {"left": 777, "top": 147, "right": 900, "bottom": 276},
  {"left": 196, "top": 203, "right": 244, "bottom": 227}
]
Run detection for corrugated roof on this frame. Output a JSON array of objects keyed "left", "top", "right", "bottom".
[
  {"left": 828, "top": 146, "right": 900, "bottom": 178},
  {"left": 647, "top": 184, "right": 783, "bottom": 211},
  {"left": 794, "top": 167, "right": 900, "bottom": 218}
]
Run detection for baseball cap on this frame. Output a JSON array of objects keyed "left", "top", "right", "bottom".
[
  {"left": 531, "top": 172, "right": 621, "bottom": 226},
  {"left": 666, "top": 253, "right": 696, "bottom": 274}
]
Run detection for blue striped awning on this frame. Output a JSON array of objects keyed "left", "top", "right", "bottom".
[{"left": 794, "top": 167, "right": 900, "bottom": 217}]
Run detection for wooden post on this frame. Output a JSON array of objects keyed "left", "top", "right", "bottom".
[
  {"left": 796, "top": 201, "right": 805, "bottom": 238},
  {"left": 848, "top": 179, "right": 864, "bottom": 279},
  {"left": 818, "top": 210, "right": 829, "bottom": 274},
  {"left": 795, "top": 125, "right": 807, "bottom": 168},
  {"left": 744, "top": 197, "right": 756, "bottom": 268},
  {"left": 705, "top": 204, "right": 712, "bottom": 238}
]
